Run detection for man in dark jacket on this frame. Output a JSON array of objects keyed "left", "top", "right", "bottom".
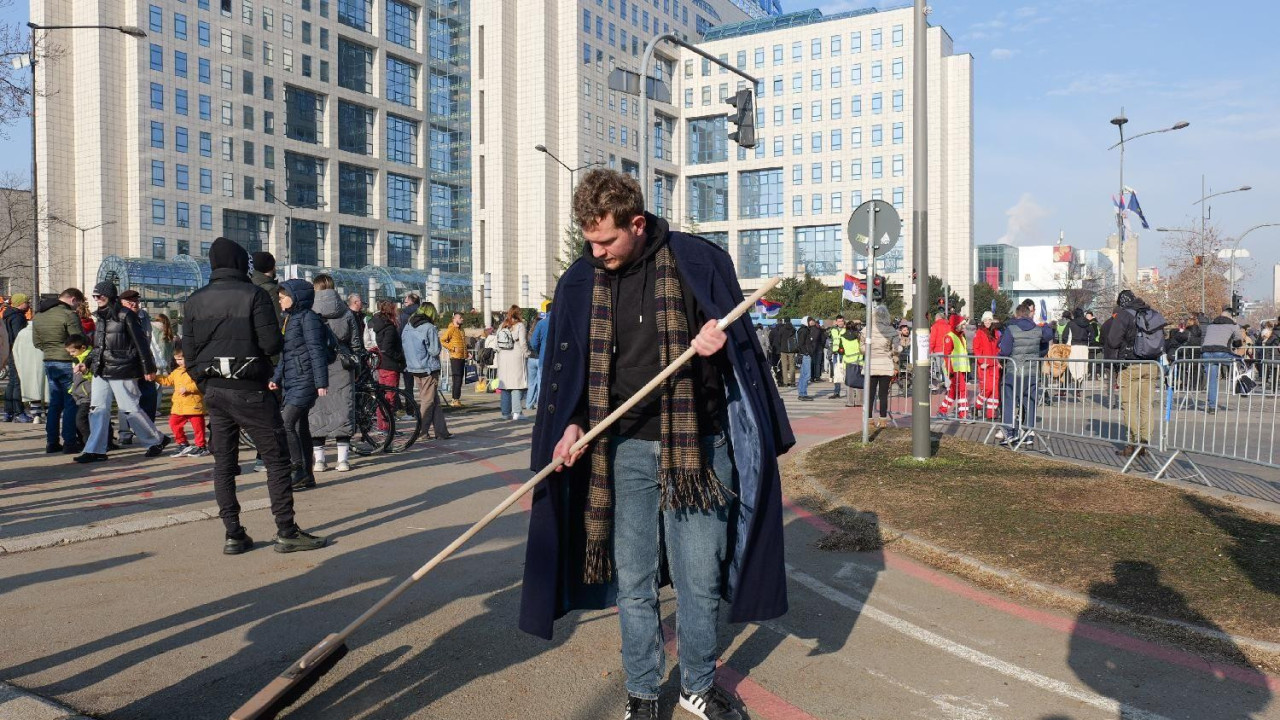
[
  {"left": 1104, "top": 290, "right": 1160, "bottom": 455},
  {"left": 250, "top": 250, "right": 282, "bottom": 320},
  {"left": 524, "top": 170, "right": 792, "bottom": 720},
  {"left": 32, "top": 288, "right": 85, "bottom": 452},
  {"left": 2, "top": 292, "right": 29, "bottom": 421},
  {"left": 998, "top": 301, "right": 1053, "bottom": 445},
  {"left": 769, "top": 321, "right": 797, "bottom": 386},
  {"left": 183, "top": 238, "right": 326, "bottom": 555},
  {"left": 1200, "top": 307, "right": 1245, "bottom": 413},
  {"left": 796, "top": 316, "right": 819, "bottom": 400},
  {"left": 74, "top": 282, "right": 169, "bottom": 463}
]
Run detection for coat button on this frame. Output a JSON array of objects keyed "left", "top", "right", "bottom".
[
  {"left": 547, "top": 404, "right": 556, "bottom": 414},
  {"left": 554, "top": 362, "right": 563, "bottom": 371},
  {"left": 559, "top": 342, "right": 568, "bottom": 351},
  {"left": 550, "top": 383, "right": 559, "bottom": 392}
]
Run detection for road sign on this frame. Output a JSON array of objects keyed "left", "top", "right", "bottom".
[
  {"left": 1224, "top": 267, "right": 1245, "bottom": 282},
  {"left": 847, "top": 200, "right": 901, "bottom": 257},
  {"left": 608, "top": 68, "right": 671, "bottom": 103}
]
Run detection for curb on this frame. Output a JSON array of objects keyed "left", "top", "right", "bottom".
[
  {"left": 789, "top": 433, "right": 1280, "bottom": 662},
  {"left": 0, "top": 682, "right": 94, "bottom": 720},
  {"left": 0, "top": 498, "right": 272, "bottom": 555}
]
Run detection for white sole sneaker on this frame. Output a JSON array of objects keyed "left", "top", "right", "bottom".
[
  {"left": 314, "top": 461, "right": 329, "bottom": 473},
  {"left": 335, "top": 462, "right": 351, "bottom": 472}
]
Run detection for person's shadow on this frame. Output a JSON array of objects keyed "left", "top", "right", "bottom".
[
  {"left": 1184, "top": 495, "right": 1279, "bottom": 598},
  {"left": 1066, "top": 560, "right": 1272, "bottom": 719}
]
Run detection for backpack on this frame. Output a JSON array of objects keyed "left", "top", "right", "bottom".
[
  {"left": 1128, "top": 307, "right": 1167, "bottom": 360},
  {"left": 496, "top": 326, "right": 516, "bottom": 351},
  {"left": 781, "top": 327, "right": 799, "bottom": 354}
]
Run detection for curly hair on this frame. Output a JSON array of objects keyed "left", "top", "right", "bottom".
[{"left": 572, "top": 168, "right": 644, "bottom": 230}]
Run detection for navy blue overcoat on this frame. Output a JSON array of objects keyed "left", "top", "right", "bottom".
[{"left": 518, "top": 230, "right": 795, "bottom": 639}]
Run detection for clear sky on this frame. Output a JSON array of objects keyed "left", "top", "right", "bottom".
[{"left": 3, "top": 0, "right": 1278, "bottom": 299}]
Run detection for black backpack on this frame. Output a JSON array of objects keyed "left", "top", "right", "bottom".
[{"left": 780, "top": 326, "right": 800, "bottom": 354}]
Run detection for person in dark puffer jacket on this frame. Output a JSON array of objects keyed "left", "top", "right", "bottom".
[
  {"left": 74, "top": 282, "right": 169, "bottom": 463},
  {"left": 270, "top": 279, "right": 330, "bottom": 491}
]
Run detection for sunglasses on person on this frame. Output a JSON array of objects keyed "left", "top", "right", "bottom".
[{"left": 92, "top": 294, "right": 104, "bottom": 299}]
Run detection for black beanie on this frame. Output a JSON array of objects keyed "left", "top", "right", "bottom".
[
  {"left": 209, "top": 237, "right": 250, "bottom": 274},
  {"left": 251, "top": 251, "right": 276, "bottom": 274},
  {"left": 93, "top": 281, "right": 118, "bottom": 302}
]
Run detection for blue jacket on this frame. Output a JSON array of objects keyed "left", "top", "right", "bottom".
[
  {"left": 272, "top": 279, "right": 329, "bottom": 407},
  {"left": 520, "top": 226, "right": 795, "bottom": 640},
  {"left": 401, "top": 313, "right": 442, "bottom": 374},
  {"left": 529, "top": 314, "right": 549, "bottom": 361},
  {"left": 997, "top": 316, "right": 1053, "bottom": 358}
]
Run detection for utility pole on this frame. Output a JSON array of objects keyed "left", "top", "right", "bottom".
[{"left": 910, "top": 0, "right": 931, "bottom": 461}]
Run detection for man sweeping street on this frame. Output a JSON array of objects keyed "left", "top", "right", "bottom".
[{"left": 520, "top": 169, "right": 794, "bottom": 720}]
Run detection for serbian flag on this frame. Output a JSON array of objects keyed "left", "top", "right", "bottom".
[
  {"left": 755, "top": 298, "right": 782, "bottom": 317},
  {"left": 1126, "top": 190, "right": 1151, "bottom": 229},
  {"left": 842, "top": 273, "right": 866, "bottom": 303}
]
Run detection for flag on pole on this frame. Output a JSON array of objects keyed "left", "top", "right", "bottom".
[
  {"left": 842, "top": 273, "right": 866, "bottom": 303},
  {"left": 1039, "top": 299, "right": 1049, "bottom": 325},
  {"left": 1126, "top": 190, "right": 1150, "bottom": 229},
  {"left": 755, "top": 298, "right": 782, "bottom": 317}
]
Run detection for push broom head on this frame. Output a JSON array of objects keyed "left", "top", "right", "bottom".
[{"left": 229, "top": 634, "right": 349, "bottom": 720}]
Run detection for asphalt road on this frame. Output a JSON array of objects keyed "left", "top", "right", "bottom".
[{"left": 0, "top": 382, "right": 1276, "bottom": 720}]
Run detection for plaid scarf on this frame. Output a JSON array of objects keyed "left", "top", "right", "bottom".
[{"left": 583, "top": 243, "right": 729, "bottom": 585}]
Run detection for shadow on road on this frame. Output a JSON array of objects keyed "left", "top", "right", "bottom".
[
  {"left": 0, "top": 553, "right": 152, "bottom": 598},
  {"left": 1066, "top": 560, "right": 1272, "bottom": 719},
  {"left": 1184, "top": 496, "right": 1280, "bottom": 598}
]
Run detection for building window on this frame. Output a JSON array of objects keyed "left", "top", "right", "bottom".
[
  {"left": 792, "top": 196, "right": 802, "bottom": 216},
  {"left": 222, "top": 172, "right": 234, "bottom": 197},
  {"left": 338, "top": 225, "right": 373, "bottom": 268},
  {"left": 792, "top": 164, "right": 803, "bottom": 185},
  {"left": 892, "top": 154, "right": 904, "bottom": 177},
  {"left": 386, "top": 0, "right": 417, "bottom": 49},
  {"left": 149, "top": 44, "right": 164, "bottom": 71},
  {"left": 738, "top": 168, "right": 783, "bottom": 219},
  {"left": 687, "top": 116, "right": 727, "bottom": 164},
  {"left": 264, "top": 145, "right": 275, "bottom": 169},
  {"left": 175, "top": 88, "right": 189, "bottom": 116},
  {"left": 792, "top": 134, "right": 802, "bottom": 155},
  {"left": 387, "top": 56, "right": 419, "bottom": 107},
  {"left": 152, "top": 237, "right": 166, "bottom": 259},
  {"left": 810, "top": 37, "right": 821, "bottom": 59},
  {"left": 794, "top": 225, "right": 842, "bottom": 275},
  {"left": 871, "top": 61, "right": 882, "bottom": 82},
  {"left": 243, "top": 105, "right": 254, "bottom": 130},
  {"left": 285, "top": 86, "right": 324, "bottom": 143},
  {"left": 831, "top": 34, "right": 842, "bottom": 56},
  {"left": 851, "top": 159, "right": 862, "bottom": 180},
  {"left": 337, "top": 0, "right": 373, "bottom": 32},
  {"left": 176, "top": 163, "right": 190, "bottom": 190},
  {"left": 772, "top": 44, "right": 782, "bottom": 64},
  {"left": 199, "top": 58, "right": 211, "bottom": 84},
  {"left": 220, "top": 28, "right": 232, "bottom": 53},
  {"left": 198, "top": 21, "right": 210, "bottom": 46},
  {"left": 772, "top": 137, "right": 782, "bottom": 156},
  {"left": 151, "top": 160, "right": 165, "bottom": 187},
  {"left": 686, "top": 173, "right": 728, "bottom": 223},
  {"left": 176, "top": 202, "right": 190, "bottom": 228},
  {"left": 738, "top": 228, "right": 782, "bottom": 278},
  {"left": 871, "top": 125, "right": 883, "bottom": 146},
  {"left": 892, "top": 58, "right": 904, "bottom": 80},
  {"left": 892, "top": 24, "right": 904, "bottom": 47},
  {"left": 811, "top": 162, "right": 823, "bottom": 184},
  {"left": 386, "top": 232, "right": 417, "bottom": 268},
  {"left": 893, "top": 122, "right": 904, "bottom": 144},
  {"left": 152, "top": 199, "right": 166, "bottom": 225},
  {"left": 200, "top": 168, "right": 213, "bottom": 194},
  {"left": 791, "top": 41, "right": 801, "bottom": 62},
  {"left": 387, "top": 114, "right": 419, "bottom": 165},
  {"left": 811, "top": 132, "right": 822, "bottom": 153},
  {"left": 832, "top": 192, "right": 843, "bottom": 213},
  {"left": 791, "top": 73, "right": 801, "bottom": 93},
  {"left": 285, "top": 151, "right": 325, "bottom": 208},
  {"left": 338, "top": 163, "right": 374, "bottom": 217},
  {"left": 175, "top": 51, "right": 188, "bottom": 78},
  {"left": 386, "top": 174, "right": 419, "bottom": 223},
  {"left": 291, "top": 219, "right": 325, "bottom": 265},
  {"left": 200, "top": 205, "right": 213, "bottom": 231},
  {"left": 150, "top": 82, "right": 164, "bottom": 110},
  {"left": 338, "top": 100, "right": 374, "bottom": 155},
  {"left": 811, "top": 194, "right": 823, "bottom": 213},
  {"left": 871, "top": 28, "right": 882, "bottom": 51},
  {"left": 893, "top": 187, "right": 904, "bottom": 208},
  {"left": 872, "top": 156, "right": 883, "bottom": 178},
  {"left": 429, "top": 182, "right": 458, "bottom": 229},
  {"left": 810, "top": 69, "right": 821, "bottom": 91},
  {"left": 338, "top": 38, "right": 374, "bottom": 94},
  {"left": 150, "top": 121, "right": 165, "bottom": 148},
  {"left": 223, "top": 210, "right": 270, "bottom": 254}
]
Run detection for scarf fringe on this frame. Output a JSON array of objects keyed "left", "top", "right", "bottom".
[
  {"left": 583, "top": 540, "right": 613, "bottom": 585},
  {"left": 660, "top": 467, "right": 733, "bottom": 511}
]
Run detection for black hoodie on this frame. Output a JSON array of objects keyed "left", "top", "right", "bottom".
[
  {"left": 577, "top": 212, "right": 727, "bottom": 440},
  {"left": 1105, "top": 291, "right": 1150, "bottom": 361},
  {"left": 1068, "top": 308, "right": 1092, "bottom": 346}
]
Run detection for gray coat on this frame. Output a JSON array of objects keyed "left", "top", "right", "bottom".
[{"left": 308, "top": 289, "right": 364, "bottom": 438}]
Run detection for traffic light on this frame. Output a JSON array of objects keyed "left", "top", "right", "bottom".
[
  {"left": 1231, "top": 291, "right": 1243, "bottom": 317},
  {"left": 872, "top": 275, "right": 885, "bottom": 302},
  {"left": 725, "top": 88, "right": 756, "bottom": 149}
]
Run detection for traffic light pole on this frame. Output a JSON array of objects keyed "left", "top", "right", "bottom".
[
  {"left": 910, "top": 0, "right": 932, "bottom": 460},
  {"left": 639, "top": 34, "right": 758, "bottom": 207},
  {"left": 862, "top": 208, "right": 876, "bottom": 445}
]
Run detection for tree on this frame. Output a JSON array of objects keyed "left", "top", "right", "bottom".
[
  {"left": 0, "top": 5, "right": 62, "bottom": 134},
  {"left": 1153, "top": 225, "right": 1232, "bottom": 320},
  {"left": 971, "top": 282, "right": 1014, "bottom": 320},
  {"left": 928, "top": 275, "right": 965, "bottom": 315},
  {"left": 555, "top": 222, "right": 586, "bottom": 277},
  {"left": 0, "top": 174, "right": 32, "bottom": 296},
  {"left": 1057, "top": 260, "right": 1105, "bottom": 313}
]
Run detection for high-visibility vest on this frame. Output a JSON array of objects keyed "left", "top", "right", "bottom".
[{"left": 947, "top": 332, "right": 970, "bottom": 373}]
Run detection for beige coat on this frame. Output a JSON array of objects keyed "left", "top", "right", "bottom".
[
  {"left": 862, "top": 321, "right": 900, "bottom": 377},
  {"left": 495, "top": 322, "right": 529, "bottom": 390}
]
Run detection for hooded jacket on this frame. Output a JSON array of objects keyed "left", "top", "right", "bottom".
[
  {"left": 181, "top": 238, "right": 283, "bottom": 390},
  {"left": 271, "top": 279, "right": 329, "bottom": 406},
  {"left": 370, "top": 314, "right": 405, "bottom": 372},
  {"left": 157, "top": 366, "right": 204, "bottom": 415},
  {"left": 1104, "top": 290, "right": 1153, "bottom": 362},
  {"left": 1067, "top": 309, "right": 1093, "bottom": 347},
  {"left": 1201, "top": 314, "right": 1244, "bottom": 354},
  {"left": 88, "top": 284, "right": 157, "bottom": 380},
  {"left": 308, "top": 287, "right": 363, "bottom": 438},
  {"left": 251, "top": 270, "right": 282, "bottom": 320},
  {"left": 2, "top": 304, "right": 27, "bottom": 343},
  {"left": 402, "top": 311, "right": 443, "bottom": 375},
  {"left": 31, "top": 298, "right": 82, "bottom": 363}
]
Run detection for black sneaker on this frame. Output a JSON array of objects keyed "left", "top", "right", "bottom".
[
  {"left": 45, "top": 443, "right": 64, "bottom": 454},
  {"left": 623, "top": 695, "right": 659, "bottom": 720},
  {"left": 62, "top": 443, "right": 84, "bottom": 455},
  {"left": 274, "top": 528, "right": 328, "bottom": 553},
  {"left": 224, "top": 531, "right": 254, "bottom": 555},
  {"left": 73, "top": 452, "right": 109, "bottom": 464},
  {"left": 679, "top": 685, "right": 742, "bottom": 720},
  {"left": 145, "top": 436, "right": 172, "bottom": 458}
]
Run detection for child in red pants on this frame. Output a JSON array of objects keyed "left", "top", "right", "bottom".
[{"left": 157, "top": 348, "right": 208, "bottom": 457}]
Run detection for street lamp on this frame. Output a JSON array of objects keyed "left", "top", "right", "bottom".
[
  {"left": 256, "top": 185, "right": 295, "bottom": 262},
  {"left": 20, "top": 22, "right": 146, "bottom": 300},
  {"left": 1227, "top": 222, "right": 1279, "bottom": 309},
  {"left": 1171, "top": 180, "right": 1250, "bottom": 313},
  {"left": 534, "top": 144, "right": 602, "bottom": 190},
  {"left": 49, "top": 216, "right": 116, "bottom": 290},
  {"left": 1107, "top": 110, "right": 1189, "bottom": 295}
]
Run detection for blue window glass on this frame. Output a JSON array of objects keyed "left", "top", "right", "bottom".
[
  {"left": 150, "top": 82, "right": 164, "bottom": 110},
  {"left": 429, "top": 182, "right": 457, "bottom": 229},
  {"left": 150, "top": 121, "right": 165, "bottom": 148},
  {"left": 686, "top": 174, "right": 728, "bottom": 222},
  {"left": 687, "top": 116, "right": 726, "bottom": 164},
  {"left": 199, "top": 168, "right": 213, "bottom": 194},
  {"left": 151, "top": 160, "right": 165, "bottom": 186},
  {"left": 872, "top": 156, "right": 883, "bottom": 178},
  {"left": 199, "top": 131, "right": 212, "bottom": 156},
  {"left": 198, "top": 21, "right": 210, "bottom": 47},
  {"left": 174, "top": 12, "right": 188, "bottom": 40},
  {"left": 175, "top": 89, "right": 189, "bottom": 115},
  {"left": 738, "top": 228, "right": 782, "bottom": 278},
  {"left": 152, "top": 237, "right": 166, "bottom": 259},
  {"left": 387, "top": 56, "right": 418, "bottom": 107},
  {"left": 831, "top": 128, "right": 842, "bottom": 150},
  {"left": 176, "top": 164, "right": 190, "bottom": 190},
  {"left": 285, "top": 151, "right": 326, "bottom": 208},
  {"left": 386, "top": 174, "right": 418, "bottom": 224},
  {"left": 794, "top": 225, "right": 842, "bottom": 275},
  {"left": 811, "top": 132, "right": 822, "bottom": 152},
  {"left": 198, "top": 94, "right": 211, "bottom": 120},
  {"left": 338, "top": 225, "right": 372, "bottom": 268},
  {"left": 223, "top": 211, "right": 270, "bottom": 254},
  {"left": 386, "top": 0, "right": 417, "bottom": 49},
  {"left": 386, "top": 232, "right": 416, "bottom": 268},
  {"left": 286, "top": 86, "right": 323, "bottom": 144},
  {"left": 176, "top": 202, "right": 190, "bottom": 228},
  {"left": 338, "top": 38, "right": 374, "bottom": 94},
  {"left": 150, "top": 44, "right": 164, "bottom": 71},
  {"left": 428, "top": 128, "right": 454, "bottom": 172},
  {"left": 583, "top": 43, "right": 591, "bottom": 65},
  {"left": 175, "top": 126, "right": 189, "bottom": 152},
  {"left": 583, "top": 9, "right": 591, "bottom": 31},
  {"left": 893, "top": 90, "right": 903, "bottom": 112},
  {"left": 428, "top": 70, "right": 454, "bottom": 114},
  {"left": 387, "top": 114, "right": 419, "bottom": 165},
  {"left": 200, "top": 204, "right": 213, "bottom": 230},
  {"left": 338, "top": 100, "right": 374, "bottom": 155},
  {"left": 872, "top": 92, "right": 882, "bottom": 114},
  {"left": 152, "top": 198, "right": 166, "bottom": 224},
  {"left": 892, "top": 122, "right": 904, "bottom": 144},
  {"left": 175, "top": 50, "right": 188, "bottom": 77},
  {"left": 200, "top": 0, "right": 209, "bottom": 12},
  {"left": 198, "top": 58, "right": 211, "bottom": 83},
  {"left": 338, "top": 0, "right": 373, "bottom": 32},
  {"left": 852, "top": 95, "right": 861, "bottom": 116},
  {"left": 289, "top": 219, "right": 324, "bottom": 266},
  {"left": 738, "top": 168, "right": 783, "bottom": 219},
  {"left": 149, "top": 5, "right": 164, "bottom": 33},
  {"left": 338, "top": 163, "right": 373, "bottom": 216},
  {"left": 871, "top": 125, "right": 883, "bottom": 146}
]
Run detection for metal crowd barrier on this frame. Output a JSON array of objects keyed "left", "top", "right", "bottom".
[
  {"left": 1160, "top": 357, "right": 1279, "bottom": 477},
  {"left": 928, "top": 353, "right": 1020, "bottom": 437}
]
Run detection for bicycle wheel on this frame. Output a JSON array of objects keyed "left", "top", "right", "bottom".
[
  {"left": 351, "top": 390, "right": 394, "bottom": 455},
  {"left": 385, "top": 387, "right": 422, "bottom": 453}
]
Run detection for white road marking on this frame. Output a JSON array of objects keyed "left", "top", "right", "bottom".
[
  {"left": 786, "top": 565, "right": 1173, "bottom": 720},
  {"left": 866, "top": 668, "right": 1008, "bottom": 720}
]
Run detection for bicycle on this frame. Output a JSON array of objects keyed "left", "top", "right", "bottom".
[{"left": 353, "top": 350, "right": 422, "bottom": 453}]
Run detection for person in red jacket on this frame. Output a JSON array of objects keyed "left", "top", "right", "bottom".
[
  {"left": 971, "top": 311, "right": 1002, "bottom": 420},
  {"left": 937, "top": 314, "right": 970, "bottom": 419}
]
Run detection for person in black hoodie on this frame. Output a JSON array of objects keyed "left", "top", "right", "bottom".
[
  {"left": 270, "top": 279, "right": 330, "bottom": 491},
  {"left": 1104, "top": 290, "right": 1160, "bottom": 457},
  {"left": 369, "top": 299, "right": 406, "bottom": 393},
  {"left": 182, "top": 237, "right": 326, "bottom": 555}
]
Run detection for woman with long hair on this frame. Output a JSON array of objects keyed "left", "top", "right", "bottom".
[
  {"left": 150, "top": 313, "right": 176, "bottom": 374},
  {"left": 863, "top": 304, "right": 899, "bottom": 429},
  {"left": 369, "top": 299, "right": 406, "bottom": 424},
  {"left": 76, "top": 301, "right": 95, "bottom": 335},
  {"left": 308, "top": 274, "right": 365, "bottom": 471},
  {"left": 494, "top": 304, "right": 529, "bottom": 420}
]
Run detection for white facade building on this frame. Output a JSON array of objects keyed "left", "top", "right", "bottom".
[{"left": 975, "top": 241, "right": 1113, "bottom": 319}]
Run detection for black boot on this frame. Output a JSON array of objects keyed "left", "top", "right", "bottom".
[{"left": 291, "top": 464, "right": 316, "bottom": 491}]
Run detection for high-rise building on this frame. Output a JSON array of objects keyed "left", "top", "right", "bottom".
[
  {"left": 475, "top": 4, "right": 971, "bottom": 312},
  {"left": 1273, "top": 263, "right": 1280, "bottom": 306},
  {"left": 34, "top": 0, "right": 473, "bottom": 308}
]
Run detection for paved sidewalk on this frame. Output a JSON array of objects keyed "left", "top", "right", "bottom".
[{"left": 0, "top": 681, "right": 93, "bottom": 720}]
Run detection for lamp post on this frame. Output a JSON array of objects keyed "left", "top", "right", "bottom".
[
  {"left": 1192, "top": 182, "right": 1251, "bottom": 313},
  {"left": 1227, "top": 223, "right": 1279, "bottom": 309},
  {"left": 1107, "top": 111, "right": 1188, "bottom": 296},
  {"left": 533, "top": 144, "right": 601, "bottom": 190},
  {"left": 256, "top": 185, "right": 295, "bottom": 262},
  {"left": 49, "top": 216, "right": 115, "bottom": 290},
  {"left": 18, "top": 22, "right": 145, "bottom": 300}
]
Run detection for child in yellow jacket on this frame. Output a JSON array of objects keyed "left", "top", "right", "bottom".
[{"left": 157, "top": 348, "right": 208, "bottom": 457}]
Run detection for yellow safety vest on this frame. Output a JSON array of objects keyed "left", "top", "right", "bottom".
[
  {"left": 946, "top": 332, "right": 970, "bottom": 373},
  {"left": 836, "top": 333, "right": 862, "bottom": 364}
]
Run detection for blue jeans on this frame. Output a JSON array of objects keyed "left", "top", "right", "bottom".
[
  {"left": 118, "top": 380, "right": 159, "bottom": 441},
  {"left": 87, "top": 377, "right": 163, "bottom": 454},
  {"left": 1203, "top": 351, "right": 1233, "bottom": 408},
  {"left": 44, "top": 362, "right": 77, "bottom": 447},
  {"left": 524, "top": 358, "right": 541, "bottom": 409},
  {"left": 499, "top": 388, "right": 525, "bottom": 416},
  {"left": 797, "top": 355, "right": 812, "bottom": 397},
  {"left": 611, "top": 431, "right": 736, "bottom": 700},
  {"left": 1002, "top": 370, "right": 1038, "bottom": 436}
]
